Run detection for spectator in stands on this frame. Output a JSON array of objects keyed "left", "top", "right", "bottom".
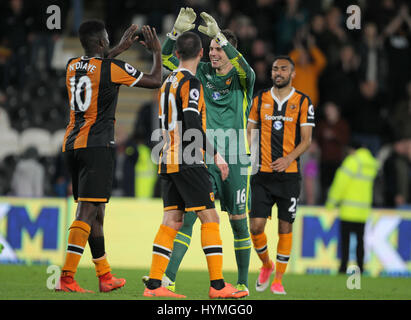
[
  {"left": 319, "top": 44, "right": 360, "bottom": 115},
  {"left": 0, "top": 42, "right": 12, "bottom": 92},
  {"left": 104, "top": 0, "right": 128, "bottom": 44},
  {"left": 315, "top": 102, "right": 350, "bottom": 204},
  {"left": 365, "top": 0, "right": 398, "bottom": 32},
  {"left": 250, "top": 39, "right": 273, "bottom": 92},
  {"left": 253, "top": 59, "right": 271, "bottom": 93},
  {"left": 381, "top": 3, "right": 411, "bottom": 105},
  {"left": 246, "top": 0, "right": 280, "bottom": 41},
  {"left": 249, "top": 38, "right": 272, "bottom": 66},
  {"left": 350, "top": 80, "right": 387, "bottom": 156},
  {"left": 27, "top": 0, "right": 68, "bottom": 75},
  {"left": 11, "top": 146, "right": 45, "bottom": 197},
  {"left": 310, "top": 13, "right": 329, "bottom": 54},
  {"left": 1, "top": 0, "right": 30, "bottom": 89},
  {"left": 358, "top": 22, "right": 388, "bottom": 96},
  {"left": 390, "top": 80, "right": 411, "bottom": 140},
  {"left": 133, "top": 94, "right": 159, "bottom": 148},
  {"left": 289, "top": 31, "right": 326, "bottom": 107},
  {"left": 383, "top": 137, "right": 411, "bottom": 208},
  {"left": 274, "top": 0, "right": 309, "bottom": 55},
  {"left": 228, "top": 14, "right": 257, "bottom": 60},
  {"left": 212, "top": 0, "right": 233, "bottom": 30},
  {"left": 322, "top": 6, "right": 349, "bottom": 65},
  {"left": 300, "top": 139, "right": 320, "bottom": 205}
]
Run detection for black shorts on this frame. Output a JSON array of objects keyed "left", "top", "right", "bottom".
[
  {"left": 64, "top": 147, "right": 115, "bottom": 203},
  {"left": 249, "top": 172, "right": 301, "bottom": 223},
  {"left": 161, "top": 166, "right": 215, "bottom": 212}
]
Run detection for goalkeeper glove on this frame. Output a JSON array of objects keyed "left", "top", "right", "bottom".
[
  {"left": 198, "top": 12, "right": 228, "bottom": 46},
  {"left": 168, "top": 7, "right": 196, "bottom": 40}
]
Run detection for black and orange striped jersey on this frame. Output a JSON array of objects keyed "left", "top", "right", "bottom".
[
  {"left": 248, "top": 87, "right": 315, "bottom": 174},
  {"left": 62, "top": 56, "right": 143, "bottom": 152},
  {"left": 158, "top": 68, "right": 208, "bottom": 174}
]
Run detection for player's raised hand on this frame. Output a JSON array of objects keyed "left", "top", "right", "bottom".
[
  {"left": 198, "top": 12, "right": 220, "bottom": 38},
  {"left": 198, "top": 12, "right": 228, "bottom": 46},
  {"left": 139, "top": 25, "right": 161, "bottom": 53},
  {"left": 118, "top": 24, "right": 139, "bottom": 51},
  {"left": 172, "top": 7, "right": 197, "bottom": 36},
  {"left": 107, "top": 24, "right": 139, "bottom": 58},
  {"left": 214, "top": 152, "right": 229, "bottom": 181}
]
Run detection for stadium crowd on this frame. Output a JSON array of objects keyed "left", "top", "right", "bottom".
[{"left": 0, "top": 0, "right": 410, "bottom": 208}]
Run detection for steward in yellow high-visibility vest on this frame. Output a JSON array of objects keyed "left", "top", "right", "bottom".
[
  {"left": 326, "top": 144, "right": 379, "bottom": 273},
  {"left": 135, "top": 144, "right": 157, "bottom": 198}
]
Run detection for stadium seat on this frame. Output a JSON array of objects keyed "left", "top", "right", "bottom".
[
  {"left": 376, "top": 144, "right": 392, "bottom": 171},
  {"left": 0, "top": 128, "right": 20, "bottom": 161},
  {"left": 51, "top": 129, "right": 66, "bottom": 154},
  {"left": 19, "top": 127, "right": 53, "bottom": 157},
  {"left": 0, "top": 107, "right": 11, "bottom": 130}
]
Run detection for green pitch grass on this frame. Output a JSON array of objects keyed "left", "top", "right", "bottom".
[{"left": 0, "top": 265, "right": 410, "bottom": 300}]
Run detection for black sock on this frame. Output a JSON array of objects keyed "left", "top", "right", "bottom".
[
  {"left": 147, "top": 279, "right": 162, "bottom": 290},
  {"left": 210, "top": 279, "right": 225, "bottom": 290},
  {"left": 88, "top": 236, "right": 105, "bottom": 259}
]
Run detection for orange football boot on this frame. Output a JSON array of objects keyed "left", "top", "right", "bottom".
[
  {"left": 209, "top": 282, "right": 248, "bottom": 299},
  {"left": 143, "top": 286, "right": 186, "bottom": 298},
  {"left": 56, "top": 276, "right": 94, "bottom": 293},
  {"left": 99, "top": 272, "right": 126, "bottom": 292}
]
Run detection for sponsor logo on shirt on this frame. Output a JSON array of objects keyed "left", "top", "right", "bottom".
[
  {"left": 273, "top": 121, "right": 283, "bottom": 130},
  {"left": 264, "top": 114, "right": 293, "bottom": 122},
  {"left": 212, "top": 92, "right": 221, "bottom": 100}
]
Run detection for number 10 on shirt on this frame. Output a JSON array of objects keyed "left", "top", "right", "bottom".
[{"left": 69, "top": 75, "right": 92, "bottom": 111}]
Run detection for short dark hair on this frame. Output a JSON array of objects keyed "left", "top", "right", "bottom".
[
  {"left": 221, "top": 29, "right": 237, "bottom": 48},
  {"left": 78, "top": 19, "right": 106, "bottom": 52},
  {"left": 176, "top": 32, "right": 202, "bottom": 61},
  {"left": 272, "top": 55, "right": 295, "bottom": 69}
]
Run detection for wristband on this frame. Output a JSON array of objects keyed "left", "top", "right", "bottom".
[
  {"left": 214, "top": 31, "right": 228, "bottom": 47},
  {"left": 167, "top": 29, "right": 179, "bottom": 40}
]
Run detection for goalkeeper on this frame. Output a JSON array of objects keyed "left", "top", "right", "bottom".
[{"left": 155, "top": 7, "right": 255, "bottom": 294}]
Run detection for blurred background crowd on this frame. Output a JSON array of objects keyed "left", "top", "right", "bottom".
[{"left": 0, "top": 0, "right": 410, "bottom": 209}]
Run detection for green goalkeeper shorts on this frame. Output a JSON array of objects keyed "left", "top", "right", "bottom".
[{"left": 208, "top": 163, "right": 251, "bottom": 215}]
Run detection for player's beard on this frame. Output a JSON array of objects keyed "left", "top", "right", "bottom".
[{"left": 273, "top": 75, "right": 291, "bottom": 89}]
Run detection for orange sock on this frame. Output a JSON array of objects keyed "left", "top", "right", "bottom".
[
  {"left": 92, "top": 253, "right": 112, "bottom": 277},
  {"left": 273, "top": 232, "right": 293, "bottom": 284},
  {"left": 62, "top": 220, "right": 91, "bottom": 278},
  {"left": 201, "top": 222, "right": 223, "bottom": 281},
  {"left": 251, "top": 232, "right": 272, "bottom": 269},
  {"left": 149, "top": 224, "right": 178, "bottom": 281}
]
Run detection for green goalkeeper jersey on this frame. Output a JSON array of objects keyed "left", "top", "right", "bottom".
[{"left": 162, "top": 37, "right": 255, "bottom": 161}]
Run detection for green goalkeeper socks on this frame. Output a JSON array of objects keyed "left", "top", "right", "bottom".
[
  {"left": 164, "top": 212, "right": 251, "bottom": 288},
  {"left": 230, "top": 218, "right": 251, "bottom": 288},
  {"left": 165, "top": 211, "right": 197, "bottom": 282}
]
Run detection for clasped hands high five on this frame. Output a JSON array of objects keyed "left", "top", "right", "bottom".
[{"left": 170, "top": 7, "right": 228, "bottom": 46}]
